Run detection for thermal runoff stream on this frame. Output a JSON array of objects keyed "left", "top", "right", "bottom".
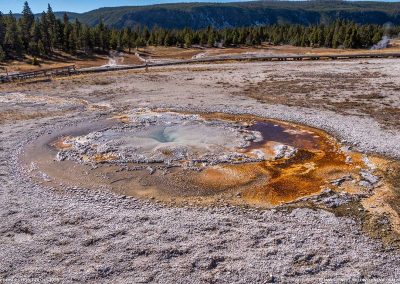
[{"left": 21, "top": 109, "right": 385, "bottom": 208}]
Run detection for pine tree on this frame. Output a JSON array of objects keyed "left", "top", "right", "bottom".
[
  {"left": 39, "top": 11, "right": 51, "bottom": 54},
  {"left": 82, "top": 26, "right": 93, "bottom": 55},
  {"left": 0, "top": 12, "right": 6, "bottom": 48},
  {"left": 55, "top": 19, "right": 65, "bottom": 50},
  {"left": 163, "top": 32, "right": 173, "bottom": 46},
  {"left": 372, "top": 31, "right": 383, "bottom": 44},
  {"left": 324, "top": 27, "right": 334, "bottom": 48},
  {"left": 0, "top": 45, "right": 5, "bottom": 61},
  {"left": 332, "top": 28, "right": 340, "bottom": 48},
  {"left": 73, "top": 18, "right": 82, "bottom": 51},
  {"left": 156, "top": 28, "right": 165, "bottom": 46},
  {"left": 38, "top": 40, "right": 45, "bottom": 55},
  {"left": 63, "top": 14, "right": 72, "bottom": 52},
  {"left": 20, "top": 1, "right": 34, "bottom": 50},
  {"left": 46, "top": 4, "right": 57, "bottom": 50},
  {"left": 95, "top": 20, "right": 111, "bottom": 51},
  {"left": 135, "top": 36, "right": 146, "bottom": 48},
  {"left": 4, "top": 11, "right": 23, "bottom": 56},
  {"left": 143, "top": 27, "right": 150, "bottom": 43},
  {"left": 110, "top": 29, "right": 119, "bottom": 50},
  {"left": 184, "top": 31, "right": 192, "bottom": 48},
  {"left": 207, "top": 30, "right": 215, "bottom": 47},
  {"left": 68, "top": 31, "right": 77, "bottom": 54},
  {"left": 122, "top": 27, "right": 132, "bottom": 53},
  {"left": 29, "top": 20, "right": 41, "bottom": 55},
  {"left": 199, "top": 31, "right": 207, "bottom": 46}
]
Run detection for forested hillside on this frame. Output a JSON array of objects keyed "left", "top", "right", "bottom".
[
  {"left": 10, "top": 1, "right": 400, "bottom": 29},
  {"left": 53, "top": 1, "right": 400, "bottom": 29}
]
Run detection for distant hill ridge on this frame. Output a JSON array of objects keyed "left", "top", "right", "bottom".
[{"left": 14, "top": 1, "right": 400, "bottom": 29}]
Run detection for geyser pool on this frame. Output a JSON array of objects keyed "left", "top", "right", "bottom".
[
  {"left": 55, "top": 111, "right": 265, "bottom": 167},
  {"left": 21, "top": 109, "right": 381, "bottom": 207}
]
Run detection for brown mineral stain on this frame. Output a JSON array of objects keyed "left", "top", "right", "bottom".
[
  {"left": 361, "top": 158, "right": 400, "bottom": 234},
  {"left": 51, "top": 136, "right": 72, "bottom": 150},
  {"left": 197, "top": 163, "right": 268, "bottom": 189},
  {"left": 193, "top": 112, "right": 368, "bottom": 205},
  {"left": 111, "top": 114, "right": 130, "bottom": 123},
  {"left": 93, "top": 153, "right": 118, "bottom": 162}
]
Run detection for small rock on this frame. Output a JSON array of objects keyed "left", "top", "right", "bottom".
[
  {"left": 273, "top": 144, "right": 297, "bottom": 160},
  {"left": 360, "top": 170, "right": 379, "bottom": 185},
  {"left": 330, "top": 175, "right": 352, "bottom": 186},
  {"left": 345, "top": 156, "right": 352, "bottom": 164},
  {"left": 146, "top": 166, "right": 155, "bottom": 175}
]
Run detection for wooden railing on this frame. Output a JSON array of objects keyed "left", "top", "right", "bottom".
[{"left": 0, "top": 65, "right": 76, "bottom": 83}]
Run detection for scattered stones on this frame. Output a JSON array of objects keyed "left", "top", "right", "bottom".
[
  {"left": 330, "top": 175, "right": 353, "bottom": 187},
  {"left": 362, "top": 155, "right": 377, "bottom": 170},
  {"left": 273, "top": 144, "right": 298, "bottom": 160},
  {"left": 301, "top": 188, "right": 356, "bottom": 208},
  {"left": 146, "top": 166, "right": 155, "bottom": 175},
  {"left": 359, "top": 170, "right": 380, "bottom": 187},
  {"left": 345, "top": 156, "right": 353, "bottom": 164}
]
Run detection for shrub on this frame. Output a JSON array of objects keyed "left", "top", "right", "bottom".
[{"left": 32, "top": 57, "right": 40, "bottom": 66}]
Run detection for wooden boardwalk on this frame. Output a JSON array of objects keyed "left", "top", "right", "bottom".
[
  {"left": 2, "top": 52, "right": 400, "bottom": 83},
  {"left": 77, "top": 52, "right": 400, "bottom": 74},
  {"left": 0, "top": 65, "right": 76, "bottom": 83}
]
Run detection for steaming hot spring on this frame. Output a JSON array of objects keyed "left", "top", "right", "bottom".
[{"left": 21, "top": 109, "right": 383, "bottom": 207}]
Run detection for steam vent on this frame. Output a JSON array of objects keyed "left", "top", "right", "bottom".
[{"left": 23, "top": 109, "right": 383, "bottom": 207}]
